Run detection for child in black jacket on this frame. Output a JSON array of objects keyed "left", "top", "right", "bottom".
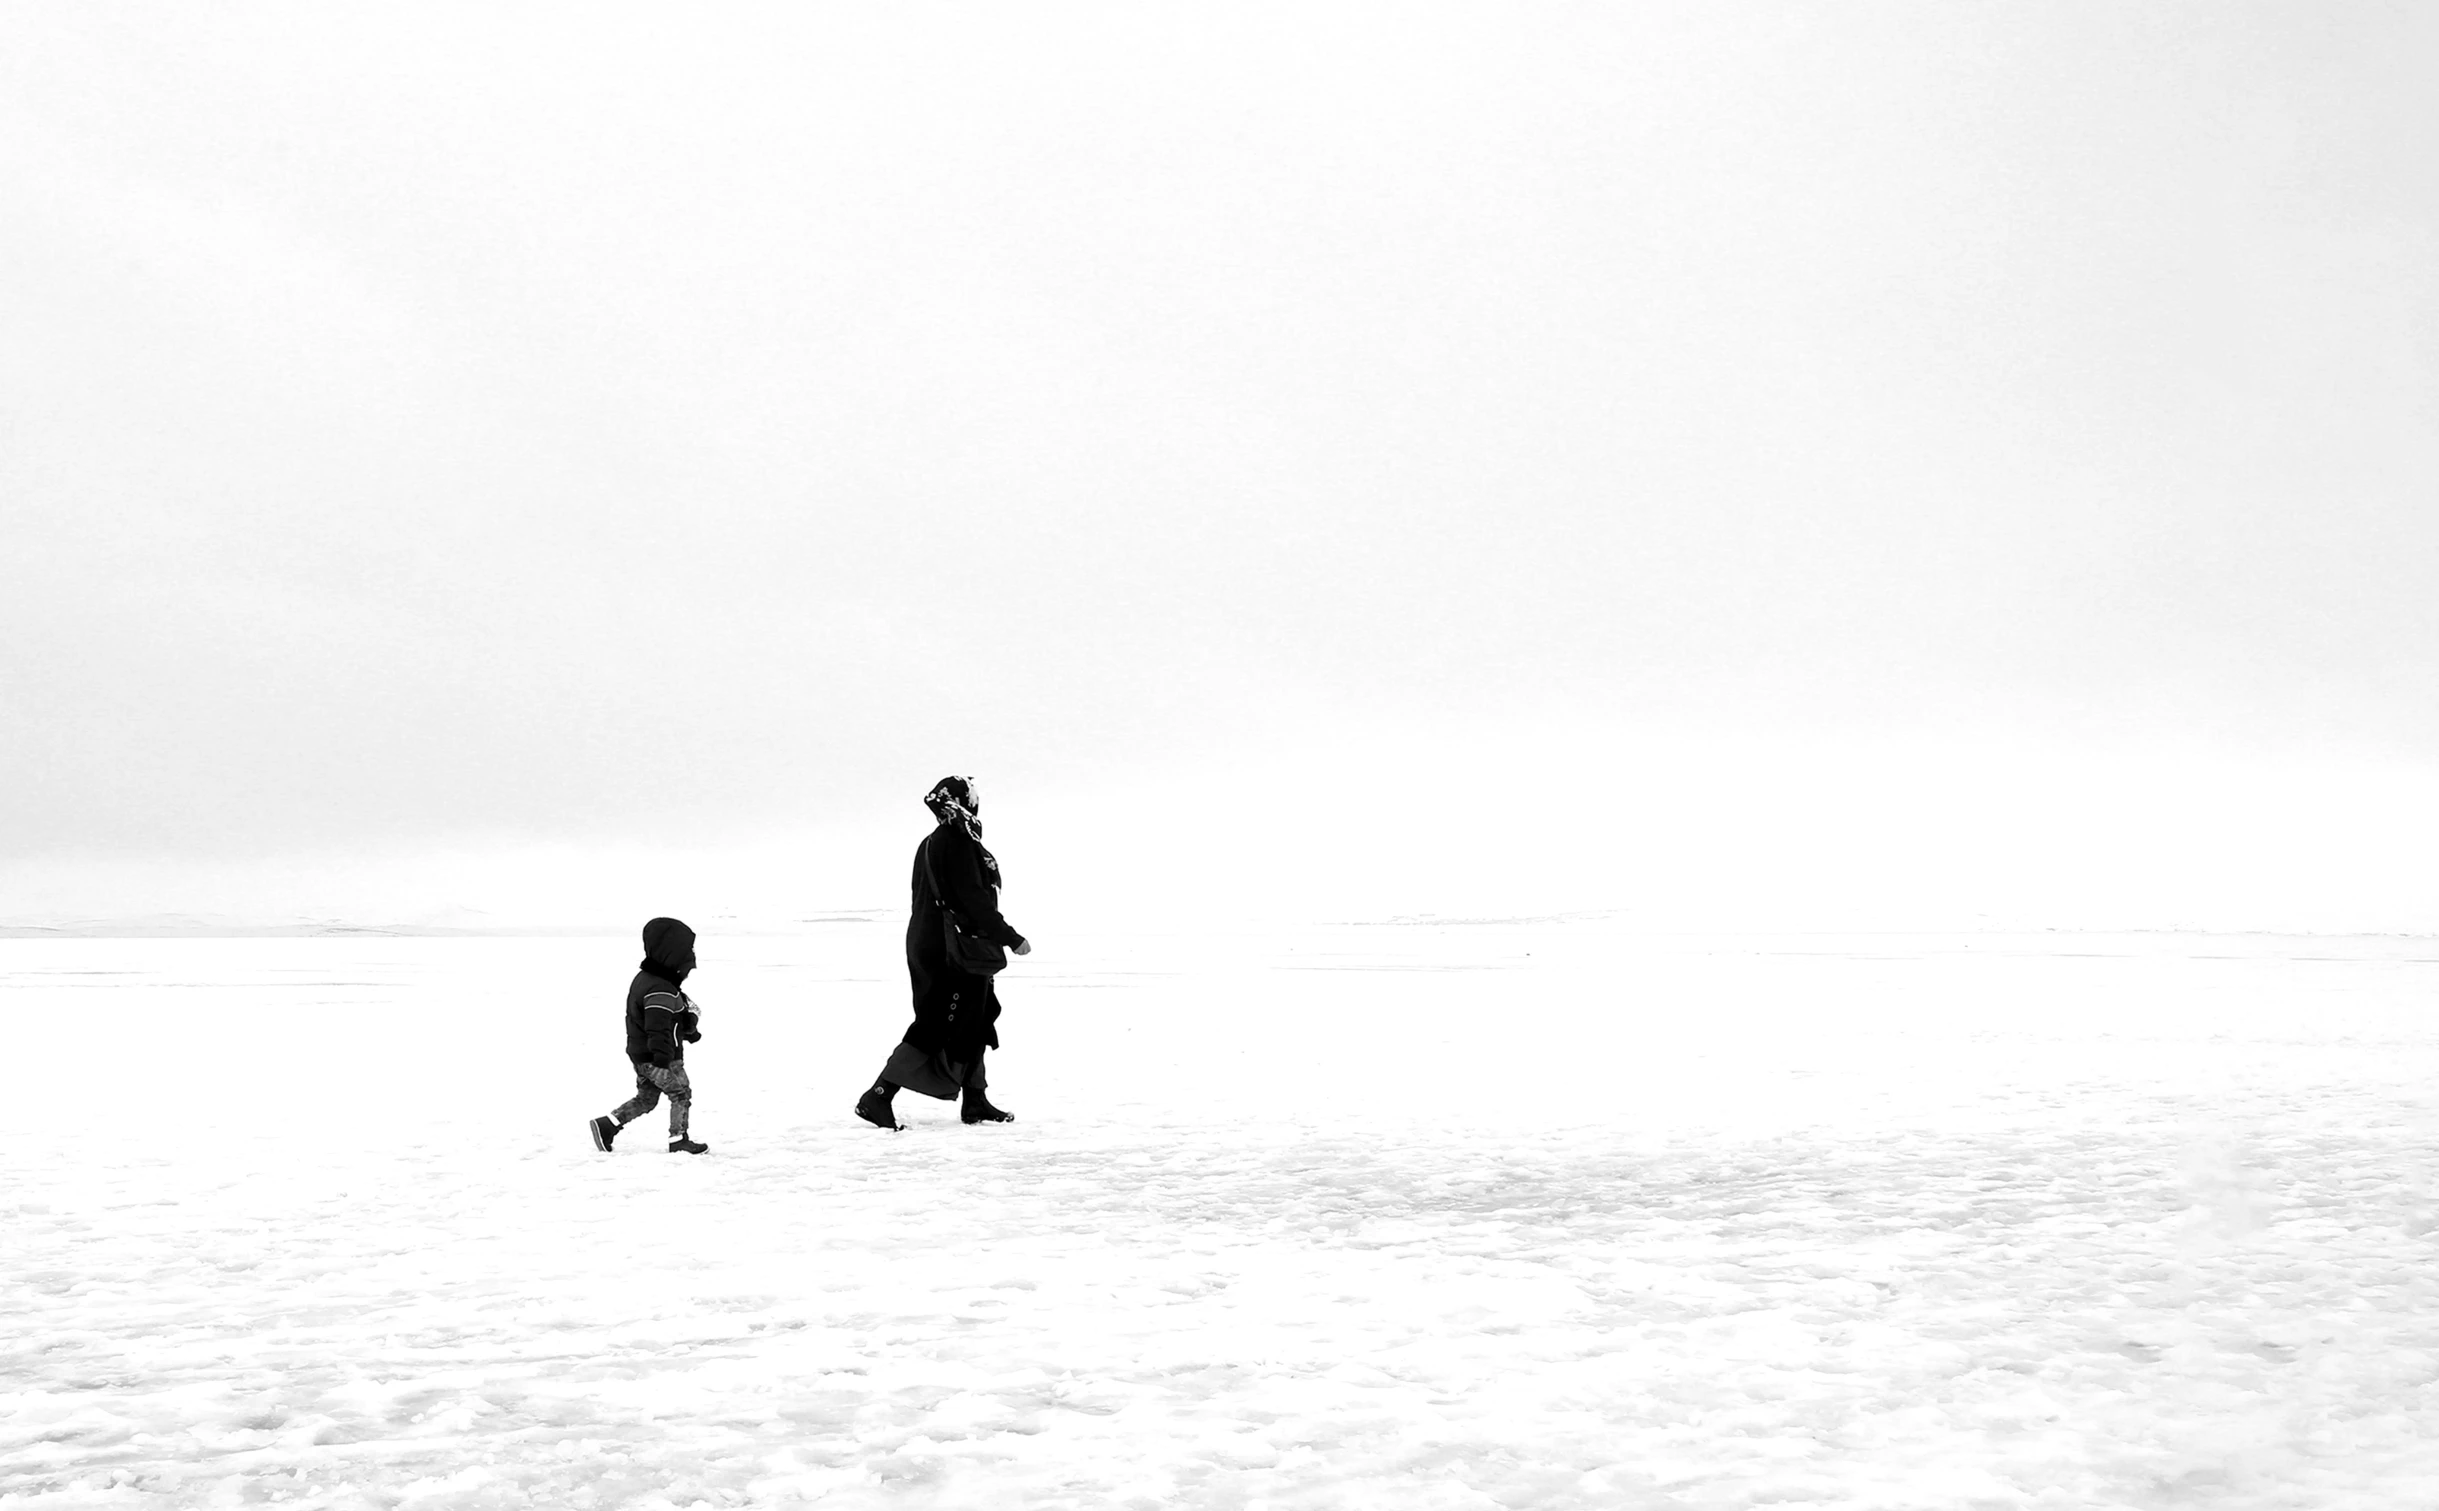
[{"left": 590, "top": 917, "right": 707, "bottom": 1154}]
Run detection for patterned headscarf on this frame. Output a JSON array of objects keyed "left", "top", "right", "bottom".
[{"left": 924, "top": 775, "right": 982, "bottom": 838}]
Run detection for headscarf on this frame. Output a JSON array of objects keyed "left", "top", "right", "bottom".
[{"left": 924, "top": 775, "right": 983, "bottom": 839}]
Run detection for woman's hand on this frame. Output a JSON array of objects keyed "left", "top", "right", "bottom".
[{"left": 1013, "top": 939, "right": 1033, "bottom": 956}]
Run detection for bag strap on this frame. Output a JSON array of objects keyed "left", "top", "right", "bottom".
[{"left": 920, "top": 828, "right": 962, "bottom": 927}]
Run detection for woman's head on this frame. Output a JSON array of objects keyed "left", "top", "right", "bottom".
[{"left": 924, "top": 775, "right": 980, "bottom": 827}]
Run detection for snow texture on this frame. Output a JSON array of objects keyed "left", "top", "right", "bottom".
[{"left": 5, "top": 922, "right": 2437, "bottom": 1509}]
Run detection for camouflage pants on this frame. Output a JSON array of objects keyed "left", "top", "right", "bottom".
[{"left": 613, "top": 1059, "right": 691, "bottom": 1138}]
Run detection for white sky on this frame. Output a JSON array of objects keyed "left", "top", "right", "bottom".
[{"left": 5, "top": 4, "right": 2437, "bottom": 928}]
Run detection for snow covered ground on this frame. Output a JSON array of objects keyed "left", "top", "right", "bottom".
[{"left": 5, "top": 919, "right": 2437, "bottom": 1509}]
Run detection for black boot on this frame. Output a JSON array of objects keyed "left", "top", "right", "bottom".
[
  {"left": 589, "top": 1116, "right": 620, "bottom": 1151},
  {"left": 856, "top": 1079, "right": 904, "bottom": 1131},
  {"left": 961, "top": 1086, "right": 1013, "bottom": 1124},
  {"left": 668, "top": 1136, "right": 708, "bottom": 1154}
]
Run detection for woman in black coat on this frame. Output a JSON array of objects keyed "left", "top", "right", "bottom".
[{"left": 856, "top": 776, "right": 1031, "bottom": 1129}]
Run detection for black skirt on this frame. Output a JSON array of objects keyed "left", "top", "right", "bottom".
[
  {"left": 903, "top": 956, "right": 1001, "bottom": 1061},
  {"left": 882, "top": 1040, "right": 985, "bottom": 1099}
]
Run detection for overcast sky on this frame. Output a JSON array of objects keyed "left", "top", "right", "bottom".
[{"left": 5, "top": 4, "right": 2436, "bottom": 928}]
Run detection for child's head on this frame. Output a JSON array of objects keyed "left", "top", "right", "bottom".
[{"left": 640, "top": 916, "right": 697, "bottom": 981}]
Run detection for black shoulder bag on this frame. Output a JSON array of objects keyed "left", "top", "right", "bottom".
[{"left": 923, "top": 830, "right": 1009, "bottom": 976}]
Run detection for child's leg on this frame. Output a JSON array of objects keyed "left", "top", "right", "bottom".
[
  {"left": 644, "top": 1062, "right": 693, "bottom": 1139},
  {"left": 611, "top": 1064, "right": 661, "bottom": 1126}
]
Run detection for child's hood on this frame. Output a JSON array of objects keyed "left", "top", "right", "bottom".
[{"left": 640, "top": 916, "right": 697, "bottom": 979}]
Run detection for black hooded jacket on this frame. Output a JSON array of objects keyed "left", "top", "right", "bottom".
[{"left": 625, "top": 916, "right": 701, "bottom": 1067}]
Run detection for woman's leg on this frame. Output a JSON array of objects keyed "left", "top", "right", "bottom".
[
  {"left": 863, "top": 964, "right": 943, "bottom": 1130},
  {"left": 856, "top": 1050, "right": 906, "bottom": 1130},
  {"left": 960, "top": 1050, "right": 1011, "bottom": 1123}
]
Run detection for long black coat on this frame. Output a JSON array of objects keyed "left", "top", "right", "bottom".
[{"left": 902, "top": 822, "right": 1028, "bottom": 1060}]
